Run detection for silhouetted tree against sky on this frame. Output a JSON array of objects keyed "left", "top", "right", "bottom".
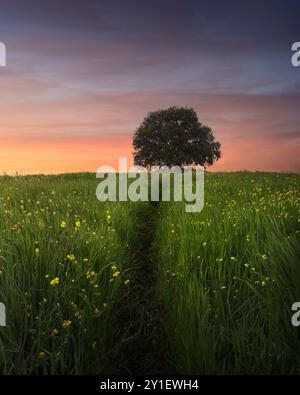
[{"left": 133, "top": 106, "right": 221, "bottom": 169}]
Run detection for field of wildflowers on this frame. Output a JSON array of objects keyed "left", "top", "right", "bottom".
[
  {"left": 0, "top": 174, "right": 137, "bottom": 374},
  {"left": 154, "top": 172, "right": 300, "bottom": 373},
  {"left": 0, "top": 172, "right": 299, "bottom": 374}
]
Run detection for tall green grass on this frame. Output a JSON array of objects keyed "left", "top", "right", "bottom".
[
  {"left": 0, "top": 172, "right": 299, "bottom": 374},
  {"left": 0, "top": 173, "right": 137, "bottom": 374},
  {"left": 153, "top": 172, "right": 300, "bottom": 374}
]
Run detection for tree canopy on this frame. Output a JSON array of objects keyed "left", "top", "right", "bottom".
[{"left": 133, "top": 106, "right": 221, "bottom": 168}]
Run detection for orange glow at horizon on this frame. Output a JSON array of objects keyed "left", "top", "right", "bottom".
[
  {"left": 0, "top": 134, "right": 299, "bottom": 175},
  {"left": 0, "top": 137, "right": 133, "bottom": 175}
]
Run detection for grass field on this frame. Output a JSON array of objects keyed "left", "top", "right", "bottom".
[
  {"left": 154, "top": 172, "right": 300, "bottom": 374},
  {"left": 0, "top": 174, "right": 138, "bottom": 374},
  {"left": 0, "top": 172, "right": 299, "bottom": 374}
]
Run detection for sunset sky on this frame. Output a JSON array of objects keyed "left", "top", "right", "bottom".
[{"left": 0, "top": 0, "right": 299, "bottom": 174}]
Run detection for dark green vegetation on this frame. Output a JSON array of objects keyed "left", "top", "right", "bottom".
[
  {"left": 0, "top": 172, "right": 299, "bottom": 374},
  {"left": 133, "top": 106, "right": 221, "bottom": 168}
]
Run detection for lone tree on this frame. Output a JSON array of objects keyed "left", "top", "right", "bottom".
[{"left": 133, "top": 106, "right": 221, "bottom": 168}]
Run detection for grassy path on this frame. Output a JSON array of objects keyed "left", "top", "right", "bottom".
[{"left": 116, "top": 201, "right": 169, "bottom": 374}]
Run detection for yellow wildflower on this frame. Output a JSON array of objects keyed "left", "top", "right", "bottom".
[
  {"left": 52, "top": 328, "right": 59, "bottom": 336},
  {"left": 62, "top": 320, "right": 72, "bottom": 328},
  {"left": 106, "top": 211, "right": 111, "bottom": 225},
  {"left": 66, "top": 254, "right": 76, "bottom": 263},
  {"left": 60, "top": 221, "right": 67, "bottom": 229},
  {"left": 38, "top": 351, "right": 46, "bottom": 359},
  {"left": 86, "top": 270, "right": 97, "bottom": 279},
  {"left": 50, "top": 277, "right": 59, "bottom": 286}
]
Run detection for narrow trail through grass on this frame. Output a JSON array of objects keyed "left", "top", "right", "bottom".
[{"left": 117, "top": 201, "right": 170, "bottom": 374}]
